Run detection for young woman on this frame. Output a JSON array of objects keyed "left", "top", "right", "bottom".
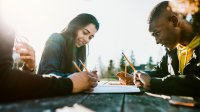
[{"left": 38, "top": 13, "right": 100, "bottom": 77}]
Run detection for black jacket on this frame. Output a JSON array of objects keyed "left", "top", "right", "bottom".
[
  {"left": 149, "top": 45, "right": 200, "bottom": 96},
  {"left": 0, "top": 26, "right": 73, "bottom": 102}
]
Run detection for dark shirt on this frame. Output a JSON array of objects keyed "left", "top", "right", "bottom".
[
  {"left": 149, "top": 46, "right": 200, "bottom": 96},
  {"left": 0, "top": 27, "right": 73, "bottom": 102}
]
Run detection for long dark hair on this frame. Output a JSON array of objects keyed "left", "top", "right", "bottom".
[{"left": 61, "top": 13, "right": 99, "bottom": 73}]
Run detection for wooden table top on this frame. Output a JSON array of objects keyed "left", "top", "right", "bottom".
[{"left": 0, "top": 81, "right": 200, "bottom": 112}]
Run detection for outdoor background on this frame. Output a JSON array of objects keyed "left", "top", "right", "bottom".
[{"left": 0, "top": 0, "right": 165, "bottom": 78}]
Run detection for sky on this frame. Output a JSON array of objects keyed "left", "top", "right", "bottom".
[{"left": 1, "top": 0, "right": 165, "bottom": 70}]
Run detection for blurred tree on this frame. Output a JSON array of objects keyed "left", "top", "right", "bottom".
[
  {"left": 108, "top": 60, "right": 115, "bottom": 76},
  {"left": 98, "top": 56, "right": 105, "bottom": 78},
  {"left": 119, "top": 53, "right": 133, "bottom": 74},
  {"left": 120, "top": 54, "right": 125, "bottom": 71},
  {"left": 130, "top": 50, "right": 136, "bottom": 65},
  {"left": 101, "top": 59, "right": 117, "bottom": 80},
  {"left": 146, "top": 56, "right": 154, "bottom": 70}
]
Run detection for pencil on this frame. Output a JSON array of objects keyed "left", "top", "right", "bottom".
[
  {"left": 124, "top": 63, "right": 127, "bottom": 77},
  {"left": 79, "top": 59, "right": 89, "bottom": 73},
  {"left": 122, "top": 52, "right": 136, "bottom": 73},
  {"left": 79, "top": 59, "right": 100, "bottom": 82},
  {"left": 72, "top": 61, "right": 81, "bottom": 72}
]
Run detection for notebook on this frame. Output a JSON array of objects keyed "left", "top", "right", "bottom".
[{"left": 89, "top": 84, "right": 140, "bottom": 93}]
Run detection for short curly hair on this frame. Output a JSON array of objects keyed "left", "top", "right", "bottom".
[{"left": 148, "top": 1, "right": 170, "bottom": 24}]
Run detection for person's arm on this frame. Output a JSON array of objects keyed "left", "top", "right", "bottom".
[
  {"left": 38, "top": 35, "right": 68, "bottom": 77},
  {"left": 133, "top": 54, "right": 170, "bottom": 88},
  {"left": 150, "top": 48, "right": 200, "bottom": 96},
  {"left": 150, "top": 74, "right": 200, "bottom": 96},
  {"left": 0, "top": 68, "right": 98, "bottom": 102},
  {"left": 134, "top": 71, "right": 200, "bottom": 96},
  {"left": 0, "top": 31, "right": 72, "bottom": 102},
  {"left": 0, "top": 69, "right": 73, "bottom": 102},
  {"left": 0, "top": 26, "right": 98, "bottom": 102}
]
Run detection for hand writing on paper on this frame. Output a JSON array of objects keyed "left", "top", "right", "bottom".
[
  {"left": 133, "top": 71, "right": 151, "bottom": 90},
  {"left": 116, "top": 72, "right": 134, "bottom": 85},
  {"left": 69, "top": 71, "right": 98, "bottom": 93},
  {"left": 91, "top": 70, "right": 98, "bottom": 78}
]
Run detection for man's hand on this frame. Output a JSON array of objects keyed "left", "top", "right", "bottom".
[
  {"left": 69, "top": 71, "right": 98, "bottom": 93},
  {"left": 133, "top": 71, "right": 151, "bottom": 90},
  {"left": 116, "top": 71, "right": 134, "bottom": 85}
]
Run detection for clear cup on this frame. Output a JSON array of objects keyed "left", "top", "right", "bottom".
[{"left": 12, "top": 34, "right": 29, "bottom": 69}]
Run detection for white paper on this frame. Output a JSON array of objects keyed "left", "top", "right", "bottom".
[{"left": 89, "top": 85, "right": 140, "bottom": 93}]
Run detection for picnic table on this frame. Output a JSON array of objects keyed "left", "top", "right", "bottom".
[{"left": 0, "top": 81, "right": 200, "bottom": 112}]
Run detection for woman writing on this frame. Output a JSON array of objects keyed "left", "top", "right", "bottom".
[{"left": 38, "top": 13, "right": 99, "bottom": 77}]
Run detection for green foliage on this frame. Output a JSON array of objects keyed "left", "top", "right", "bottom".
[
  {"left": 146, "top": 56, "right": 154, "bottom": 70},
  {"left": 130, "top": 50, "right": 136, "bottom": 65},
  {"left": 100, "top": 59, "right": 117, "bottom": 80},
  {"left": 108, "top": 60, "right": 115, "bottom": 75},
  {"left": 120, "top": 55, "right": 125, "bottom": 71},
  {"left": 99, "top": 52, "right": 156, "bottom": 79}
]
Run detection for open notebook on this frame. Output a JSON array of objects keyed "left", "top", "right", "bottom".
[{"left": 88, "top": 81, "right": 140, "bottom": 93}]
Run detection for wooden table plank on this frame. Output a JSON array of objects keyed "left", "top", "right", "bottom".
[
  {"left": 79, "top": 93, "right": 124, "bottom": 112},
  {"left": 0, "top": 94, "right": 89, "bottom": 112},
  {"left": 1, "top": 85, "right": 200, "bottom": 112},
  {"left": 124, "top": 94, "right": 200, "bottom": 112}
]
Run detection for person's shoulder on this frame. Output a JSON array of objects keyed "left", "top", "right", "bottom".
[{"left": 47, "top": 33, "right": 65, "bottom": 44}]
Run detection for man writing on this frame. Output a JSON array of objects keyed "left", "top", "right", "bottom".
[{"left": 134, "top": 1, "right": 200, "bottom": 96}]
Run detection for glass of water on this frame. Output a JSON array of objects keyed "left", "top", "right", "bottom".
[{"left": 12, "top": 34, "right": 29, "bottom": 69}]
